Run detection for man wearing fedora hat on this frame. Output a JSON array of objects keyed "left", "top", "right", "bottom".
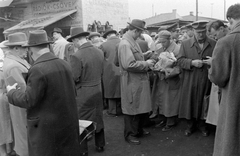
[
  {"left": 118, "top": 19, "right": 155, "bottom": 145},
  {"left": 6, "top": 30, "right": 81, "bottom": 156},
  {"left": 68, "top": 26, "right": 105, "bottom": 154},
  {"left": 3, "top": 32, "right": 30, "bottom": 156},
  {"left": 100, "top": 28, "right": 122, "bottom": 117},
  {"left": 52, "top": 27, "right": 69, "bottom": 60},
  {"left": 177, "top": 20, "right": 216, "bottom": 137}
]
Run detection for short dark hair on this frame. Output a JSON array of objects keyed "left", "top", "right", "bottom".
[
  {"left": 209, "top": 20, "right": 225, "bottom": 31},
  {"left": 226, "top": 3, "right": 240, "bottom": 20}
]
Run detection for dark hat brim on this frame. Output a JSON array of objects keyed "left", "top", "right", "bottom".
[
  {"left": 103, "top": 30, "right": 117, "bottom": 38},
  {"left": 67, "top": 32, "right": 90, "bottom": 42},
  {"left": 22, "top": 41, "right": 53, "bottom": 47},
  {"left": 127, "top": 22, "right": 146, "bottom": 31}
]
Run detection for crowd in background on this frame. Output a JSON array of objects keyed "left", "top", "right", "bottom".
[{"left": 0, "top": 3, "right": 240, "bottom": 156}]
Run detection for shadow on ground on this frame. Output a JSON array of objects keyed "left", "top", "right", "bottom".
[{"left": 88, "top": 111, "right": 216, "bottom": 156}]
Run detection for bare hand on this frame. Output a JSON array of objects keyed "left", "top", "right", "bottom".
[
  {"left": 6, "top": 83, "right": 18, "bottom": 92},
  {"left": 202, "top": 56, "right": 212, "bottom": 66},
  {"left": 146, "top": 59, "right": 155, "bottom": 68},
  {"left": 191, "top": 59, "right": 203, "bottom": 68}
]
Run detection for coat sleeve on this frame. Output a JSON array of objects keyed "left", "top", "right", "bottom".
[
  {"left": 118, "top": 44, "right": 150, "bottom": 72},
  {"left": 177, "top": 42, "right": 193, "bottom": 70},
  {"left": 70, "top": 54, "right": 82, "bottom": 83},
  {"left": 209, "top": 38, "right": 231, "bottom": 88},
  {"left": 7, "top": 67, "right": 46, "bottom": 109}
]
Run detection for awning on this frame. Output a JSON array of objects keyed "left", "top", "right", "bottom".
[
  {"left": 0, "top": 0, "right": 13, "bottom": 7},
  {"left": 3, "top": 9, "right": 77, "bottom": 35}
]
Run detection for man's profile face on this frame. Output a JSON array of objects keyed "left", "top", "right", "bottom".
[
  {"left": 210, "top": 27, "right": 225, "bottom": 40},
  {"left": 194, "top": 30, "right": 207, "bottom": 41}
]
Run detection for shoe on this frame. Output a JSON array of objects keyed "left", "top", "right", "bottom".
[
  {"left": 96, "top": 146, "right": 104, "bottom": 152},
  {"left": 162, "top": 125, "right": 174, "bottom": 132},
  {"left": 125, "top": 136, "right": 141, "bottom": 145},
  {"left": 106, "top": 112, "right": 116, "bottom": 117},
  {"left": 184, "top": 129, "right": 193, "bottom": 136},
  {"left": 155, "top": 121, "right": 166, "bottom": 128},
  {"left": 149, "top": 113, "right": 157, "bottom": 119},
  {"left": 201, "top": 130, "right": 209, "bottom": 137},
  {"left": 137, "top": 130, "right": 150, "bottom": 137}
]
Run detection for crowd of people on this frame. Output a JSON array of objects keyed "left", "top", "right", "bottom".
[{"left": 0, "top": 3, "right": 239, "bottom": 156}]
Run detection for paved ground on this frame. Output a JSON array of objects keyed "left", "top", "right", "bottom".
[{"left": 88, "top": 111, "right": 216, "bottom": 156}]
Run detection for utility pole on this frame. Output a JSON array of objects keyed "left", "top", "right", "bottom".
[
  {"left": 224, "top": 0, "right": 226, "bottom": 20},
  {"left": 196, "top": 0, "right": 198, "bottom": 21},
  {"left": 211, "top": 3, "right": 214, "bottom": 18},
  {"left": 152, "top": 4, "right": 154, "bottom": 16}
]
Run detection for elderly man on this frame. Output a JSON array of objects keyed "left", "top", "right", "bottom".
[
  {"left": 6, "top": 30, "right": 80, "bottom": 156},
  {"left": 100, "top": 29, "right": 122, "bottom": 116},
  {"left": 68, "top": 27, "right": 105, "bottom": 154},
  {"left": 118, "top": 19, "right": 155, "bottom": 145},
  {"left": 151, "top": 30, "right": 181, "bottom": 131},
  {"left": 3, "top": 32, "right": 29, "bottom": 156},
  {"left": 52, "top": 27, "right": 69, "bottom": 59},
  {"left": 209, "top": 4, "right": 240, "bottom": 156},
  {"left": 177, "top": 21, "right": 216, "bottom": 137}
]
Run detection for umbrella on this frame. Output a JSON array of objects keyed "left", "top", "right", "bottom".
[{"left": 0, "top": 0, "right": 13, "bottom": 7}]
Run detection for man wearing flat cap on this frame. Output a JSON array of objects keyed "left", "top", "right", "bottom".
[
  {"left": 151, "top": 30, "right": 181, "bottom": 131},
  {"left": 100, "top": 29, "right": 122, "bottom": 117},
  {"left": 6, "top": 30, "right": 81, "bottom": 156},
  {"left": 3, "top": 32, "right": 29, "bottom": 156},
  {"left": 52, "top": 27, "right": 69, "bottom": 59},
  {"left": 118, "top": 19, "right": 155, "bottom": 145},
  {"left": 177, "top": 20, "right": 216, "bottom": 137},
  {"left": 88, "top": 32, "right": 103, "bottom": 48},
  {"left": 68, "top": 26, "right": 105, "bottom": 154}
]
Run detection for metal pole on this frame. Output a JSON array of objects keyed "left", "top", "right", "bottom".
[
  {"left": 196, "top": 0, "right": 198, "bottom": 21},
  {"left": 224, "top": 0, "right": 226, "bottom": 20},
  {"left": 211, "top": 3, "right": 214, "bottom": 18}
]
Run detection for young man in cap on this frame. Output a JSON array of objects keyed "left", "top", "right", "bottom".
[
  {"left": 100, "top": 29, "right": 122, "bottom": 117},
  {"left": 118, "top": 19, "right": 155, "bottom": 145},
  {"left": 208, "top": 3, "right": 240, "bottom": 156},
  {"left": 88, "top": 32, "right": 103, "bottom": 48},
  {"left": 6, "top": 30, "right": 81, "bottom": 156},
  {"left": 52, "top": 27, "right": 69, "bottom": 59},
  {"left": 3, "top": 32, "right": 29, "bottom": 156},
  {"left": 151, "top": 30, "right": 181, "bottom": 131},
  {"left": 68, "top": 26, "right": 105, "bottom": 154},
  {"left": 177, "top": 20, "right": 216, "bottom": 137}
]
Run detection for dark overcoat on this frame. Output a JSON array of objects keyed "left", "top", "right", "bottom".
[
  {"left": 151, "top": 41, "right": 181, "bottom": 117},
  {"left": 177, "top": 36, "right": 216, "bottom": 119},
  {"left": 118, "top": 32, "right": 152, "bottom": 115},
  {"left": 209, "top": 22, "right": 240, "bottom": 156},
  {"left": 70, "top": 42, "right": 104, "bottom": 132},
  {"left": 7, "top": 52, "right": 80, "bottom": 156},
  {"left": 100, "top": 36, "right": 121, "bottom": 98}
]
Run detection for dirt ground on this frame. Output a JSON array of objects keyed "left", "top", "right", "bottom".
[{"left": 88, "top": 111, "right": 216, "bottom": 156}]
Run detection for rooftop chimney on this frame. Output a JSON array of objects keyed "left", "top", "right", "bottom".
[
  {"left": 190, "top": 11, "right": 194, "bottom": 16},
  {"left": 172, "top": 9, "right": 177, "bottom": 14}
]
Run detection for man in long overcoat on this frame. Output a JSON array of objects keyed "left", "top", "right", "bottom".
[
  {"left": 177, "top": 21, "right": 216, "bottom": 136},
  {"left": 151, "top": 30, "right": 181, "bottom": 131},
  {"left": 6, "top": 30, "right": 80, "bottom": 156},
  {"left": 68, "top": 27, "right": 105, "bottom": 154},
  {"left": 100, "top": 29, "right": 121, "bottom": 116},
  {"left": 118, "top": 19, "right": 155, "bottom": 145},
  {"left": 209, "top": 4, "right": 240, "bottom": 156}
]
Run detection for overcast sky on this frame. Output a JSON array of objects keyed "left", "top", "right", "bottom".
[{"left": 128, "top": 0, "right": 239, "bottom": 20}]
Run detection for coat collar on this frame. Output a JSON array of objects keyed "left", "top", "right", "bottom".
[
  {"left": 229, "top": 21, "right": 240, "bottom": 34},
  {"left": 79, "top": 42, "right": 93, "bottom": 50},
  {"left": 33, "top": 52, "right": 58, "bottom": 66},
  {"left": 122, "top": 32, "right": 142, "bottom": 53},
  {"left": 6, "top": 52, "right": 30, "bottom": 69},
  {"left": 189, "top": 36, "right": 213, "bottom": 50},
  {"left": 164, "top": 41, "right": 177, "bottom": 52}
]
